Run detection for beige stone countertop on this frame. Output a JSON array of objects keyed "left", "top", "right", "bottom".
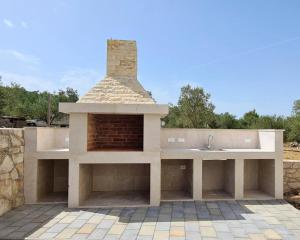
[
  {"left": 33, "top": 148, "right": 70, "bottom": 159},
  {"left": 160, "top": 148, "right": 277, "bottom": 159},
  {"left": 38, "top": 148, "right": 70, "bottom": 152}
]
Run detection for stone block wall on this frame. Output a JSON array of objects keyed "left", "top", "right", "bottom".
[
  {"left": 283, "top": 160, "right": 300, "bottom": 192},
  {"left": 0, "top": 128, "right": 24, "bottom": 216},
  {"left": 107, "top": 40, "right": 137, "bottom": 78}
]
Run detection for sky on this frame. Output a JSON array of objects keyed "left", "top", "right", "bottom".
[{"left": 0, "top": 0, "right": 300, "bottom": 117}]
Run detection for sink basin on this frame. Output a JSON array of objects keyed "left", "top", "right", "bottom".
[{"left": 199, "top": 148, "right": 225, "bottom": 151}]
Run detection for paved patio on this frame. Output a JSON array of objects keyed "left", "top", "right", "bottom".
[{"left": 0, "top": 200, "right": 299, "bottom": 240}]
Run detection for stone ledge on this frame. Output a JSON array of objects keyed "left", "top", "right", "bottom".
[{"left": 284, "top": 159, "right": 300, "bottom": 163}]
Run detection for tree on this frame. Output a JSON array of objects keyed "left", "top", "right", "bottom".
[
  {"left": 254, "top": 115, "right": 285, "bottom": 129},
  {"left": 0, "top": 82, "right": 79, "bottom": 124},
  {"left": 215, "top": 112, "right": 240, "bottom": 129},
  {"left": 163, "top": 104, "right": 182, "bottom": 128},
  {"left": 292, "top": 99, "right": 300, "bottom": 115},
  {"left": 50, "top": 88, "right": 79, "bottom": 124},
  {"left": 240, "top": 109, "right": 259, "bottom": 128},
  {"left": 164, "top": 85, "right": 215, "bottom": 128},
  {"left": 286, "top": 115, "right": 300, "bottom": 142}
]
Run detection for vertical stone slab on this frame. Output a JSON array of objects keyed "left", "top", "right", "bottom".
[
  {"left": 144, "top": 114, "right": 161, "bottom": 152},
  {"left": 24, "top": 128, "right": 38, "bottom": 204},
  {"left": 150, "top": 157, "right": 161, "bottom": 206},
  {"left": 68, "top": 159, "right": 79, "bottom": 207},
  {"left": 24, "top": 128, "right": 37, "bottom": 152},
  {"left": 275, "top": 131, "right": 284, "bottom": 199},
  {"left": 235, "top": 158, "right": 244, "bottom": 199},
  {"left": 193, "top": 158, "right": 202, "bottom": 200},
  {"left": 275, "top": 157, "right": 283, "bottom": 199},
  {"left": 69, "top": 113, "right": 87, "bottom": 153}
]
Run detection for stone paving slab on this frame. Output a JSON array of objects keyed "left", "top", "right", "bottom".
[{"left": 0, "top": 200, "right": 299, "bottom": 239}]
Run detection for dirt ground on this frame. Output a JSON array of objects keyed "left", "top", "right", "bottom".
[{"left": 284, "top": 143, "right": 300, "bottom": 160}]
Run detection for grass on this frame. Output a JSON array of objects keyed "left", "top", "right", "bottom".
[{"left": 284, "top": 143, "right": 300, "bottom": 160}]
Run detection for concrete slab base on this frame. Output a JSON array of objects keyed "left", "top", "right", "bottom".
[
  {"left": 161, "top": 190, "right": 192, "bottom": 201},
  {"left": 203, "top": 190, "right": 234, "bottom": 200},
  {"left": 38, "top": 192, "right": 68, "bottom": 203},
  {"left": 80, "top": 191, "right": 150, "bottom": 207}
]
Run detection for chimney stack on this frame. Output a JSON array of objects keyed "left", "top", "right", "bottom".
[{"left": 106, "top": 40, "right": 137, "bottom": 78}]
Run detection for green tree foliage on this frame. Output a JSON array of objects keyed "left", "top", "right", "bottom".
[
  {"left": 240, "top": 109, "right": 259, "bottom": 128},
  {"left": 0, "top": 82, "right": 78, "bottom": 124},
  {"left": 286, "top": 115, "right": 300, "bottom": 142},
  {"left": 292, "top": 99, "right": 300, "bottom": 115},
  {"left": 163, "top": 84, "right": 300, "bottom": 143},
  {"left": 164, "top": 85, "right": 215, "bottom": 128},
  {"left": 215, "top": 112, "right": 240, "bottom": 129}
]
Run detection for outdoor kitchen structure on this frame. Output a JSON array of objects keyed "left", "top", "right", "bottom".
[{"left": 24, "top": 40, "right": 284, "bottom": 208}]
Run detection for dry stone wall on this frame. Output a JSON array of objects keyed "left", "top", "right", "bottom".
[
  {"left": 0, "top": 128, "right": 24, "bottom": 216},
  {"left": 283, "top": 160, "right": 300, "bottom": 192}
]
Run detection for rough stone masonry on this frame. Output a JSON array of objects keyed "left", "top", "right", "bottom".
[
  {"left": 0, "top": 128, "right": 24, "bottom": 216},
  {"left": 283, "top": 160, "right": 300, "bottom": 192}
]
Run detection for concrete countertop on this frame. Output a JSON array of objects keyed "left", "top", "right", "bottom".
[{"left": 160, "top": 148, "right": 277, "bottom": 160}]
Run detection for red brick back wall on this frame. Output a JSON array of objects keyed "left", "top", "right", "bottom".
[{"left": 88, "top": 114, "right": 143, "bottom": 151}]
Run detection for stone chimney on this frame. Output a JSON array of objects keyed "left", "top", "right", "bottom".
[
  {"left": 106, "top": 40, "right": 137, "bottom": 78},
  {"left": 77, "top": 39, "right": 155, "bottom": 104}
]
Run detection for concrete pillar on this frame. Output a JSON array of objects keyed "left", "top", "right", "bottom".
[
  {"left": 24, "top": 156, "right": 38, "bottom": 204},
  {"left": 144, "top": 114, "right": 161, "bottom": 152},
  {"left": 150, "top": 158, "right": 161, "bottom": 206},
  {"left": 68, "top": 159, "right": 79, "bottom": 207},
  {"left": 193, "top": 158, "right": 202, "bottom": 200},
  {"left": 69, "top": 113, "right": 87, "bottom": 153},
  {"left": 235, "top": 158, "right": 244, "bottom": 199},
  {"left": 274, "top": 130, "right": 284, "bottom": 199},
  {"left": 275, "top": 157, "right": 283, "bottom": 199},
  {"left": 24, "top": 128, "right": 37, "bottom": 152}
]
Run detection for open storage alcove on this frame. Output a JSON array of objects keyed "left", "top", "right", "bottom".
[
  {"left": 244, "top": 159, "right": 275, "bottom": 199},
  {"left": 161, "top": 159, "right": 193, "bottom": 200},
  {"left": 202, "top": 159, "right": 235, "bottom": 199},
  {"left": 79, "top": 164, "right": 150, "bottom": 206},
  {"left": 87, "top": 114, "right": 143, "bottom": 151},
  {"left": 37, "top": 159, "right": 68, "bottom": 202}
]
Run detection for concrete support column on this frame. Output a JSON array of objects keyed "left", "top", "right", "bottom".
[
  {"left": 24, "top": 156, "right": 38, "bottom": 204},
  {"left": 69, "top": 113, "right": 87, "bottom": 153},
  {"left": 193, "top": 158, "right": 202, "bottom": 200},
  {"left": 68, "top": 159, "right": 79, "bottom": 208},
  {"left": 235, "top": 158, "right": 244, "bottom": 199},
  {"left": 274, "top": 130, "right": 284, "bottom": 199},
  {"left": 150, "top": 158, "right": 161, "bottom": 206},
  {"left": 274, "top": 157, "right": 283, "bottom": 199}
]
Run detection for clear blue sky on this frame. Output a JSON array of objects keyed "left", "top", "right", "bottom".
[{"left": 1, "top": 0, "right": 300, "bottom": 117}]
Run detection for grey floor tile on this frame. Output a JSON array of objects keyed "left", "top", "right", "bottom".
[
  {"left": 47, "top": 223, "right": 68, "bottom": 233},
  {"left": 97, "top": 219, "right": 115, "bottom": 229},
  {"left": 88, "top": 228, "right": 108, "bottom": 239}
]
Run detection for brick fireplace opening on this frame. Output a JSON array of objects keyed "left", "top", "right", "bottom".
[{"left": 87, "top": 114, "right": 144, "bottom": 151}]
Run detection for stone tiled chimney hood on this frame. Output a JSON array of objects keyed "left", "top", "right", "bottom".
[{"left": 59, "top": 39, "right": 168, "bottom": 116}]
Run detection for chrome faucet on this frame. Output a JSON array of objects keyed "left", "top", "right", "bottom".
[{"left": 207, "top": 135, "right": 213, "bottom": 150}]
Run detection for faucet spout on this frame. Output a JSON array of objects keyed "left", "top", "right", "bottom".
[{"left": 208, "top": 135, "right": 214, "bottom": 150}]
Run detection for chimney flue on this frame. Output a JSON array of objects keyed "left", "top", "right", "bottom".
[{"left": 106, "top": 40, "right": 137, "bottom": 78}]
